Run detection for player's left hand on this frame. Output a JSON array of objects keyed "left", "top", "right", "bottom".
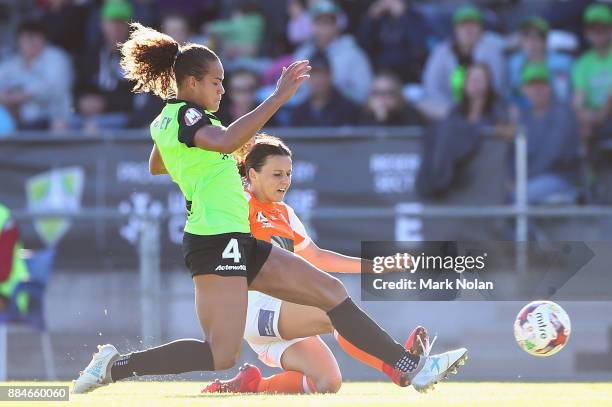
[{"left": 273, "top": 60, "right": 311, "bottom": 104}]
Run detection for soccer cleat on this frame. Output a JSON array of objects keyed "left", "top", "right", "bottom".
[
  {"left": 201, "top": 363, "right": 262, "bottom": 393},
  {"left": 411, "top": 347, "right": 468, "bottom": 393},
  {"left": 387, "top": 326, "right": 430, "bottom": 387},
  {"left": 72, "top": 344, "right": 120, "bottom": 394}
]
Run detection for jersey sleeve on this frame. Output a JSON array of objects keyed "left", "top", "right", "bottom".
[
  {"left": 177, "top": 104, "right": 212, "bottom": 147},
  {"left": 286, "top": 205, "right": 311, "bottom": 252}
]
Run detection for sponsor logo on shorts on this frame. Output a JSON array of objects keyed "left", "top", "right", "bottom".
[
  {"left": 214, "top": 264, "right": 247, "bottom": 271},
  {"left": 257, "top": 309, "right": 276, "bottom": 337}
]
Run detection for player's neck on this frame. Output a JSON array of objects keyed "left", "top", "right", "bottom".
[{"left": 250, "top": 188, "right": 271, "bottom": 204}]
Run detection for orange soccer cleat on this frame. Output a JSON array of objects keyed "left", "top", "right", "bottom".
[{"left": 201, "top": 363, "right": 262, "bottom": 394}]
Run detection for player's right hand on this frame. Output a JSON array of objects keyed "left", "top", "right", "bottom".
[{"left": 273, "top": 60, "right": 311, "bottom": 104}]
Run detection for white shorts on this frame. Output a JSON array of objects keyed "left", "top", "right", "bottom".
[{"left": 245, "top": 291, "right": 306, "bottom": 368}]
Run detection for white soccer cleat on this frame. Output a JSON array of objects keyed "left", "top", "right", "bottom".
[
  {"left": 72, "top": 344, "right": 120, "bottom": 394},
  {"left": 411, "top": 347, "right": 468, "bottom": 393}
]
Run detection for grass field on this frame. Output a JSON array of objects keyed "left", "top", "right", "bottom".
[{"left": 10, "top": 382, "right": 612, "bottom": 406}]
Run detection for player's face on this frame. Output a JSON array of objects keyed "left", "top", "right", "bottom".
[
  {"left": 250, "top": 155, "right": 292, "bottom": 203},
  {"left": 194, "top": 58, "right": 225, "bottom": 112}
]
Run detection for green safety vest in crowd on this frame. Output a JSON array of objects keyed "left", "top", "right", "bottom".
[
  {"left": 150, "top": 100, "right": 250, "bottom": 236},
  {"left": 0, "top": 204, "right": 29, "bottom": 314}
]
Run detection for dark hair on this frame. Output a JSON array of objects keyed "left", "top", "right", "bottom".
[
  {"left": 120, "top": 22, "right": 219, "bottom": 99},
  {"left": 18, "top": 19, "right": 46, "bottom": 37},
  {"left": 236, "top": 134, "right": 292, "bottom": 181},
  {"left": 459, "top": 63, "right": 497, "bottom": 116}
]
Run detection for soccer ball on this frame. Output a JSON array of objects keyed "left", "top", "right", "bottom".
[{"left": 513, "top": 300, "right": 571, "bottom": 357}]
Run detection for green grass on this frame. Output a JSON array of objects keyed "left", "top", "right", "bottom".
[{"left": 10, "top": 382, "right": 612, "bottom": 406}]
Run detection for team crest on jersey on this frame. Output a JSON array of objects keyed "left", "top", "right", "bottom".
[
  {"left": 184, "top": 108, "right": 203, "bottom": 126},
  {"left": 257, "top": 211, "right": 272, "bottom": 228}
]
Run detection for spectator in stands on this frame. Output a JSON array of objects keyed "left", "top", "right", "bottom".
[
  {"left": 420, "top": 5, "right": 506, "bottom": 120},
  {"left": 0, "top": 203, "right": 29, "bottom": 314},
  {"left": 508, "top": 16, "right": 574, "bottom": 108},
  {"left": 73, "top": 0, "right": 134, "bottom": 132},
  {"left": 294, "top": 0, "right": 373, "bottom": 103},
  {"left": 161, "top": 13, "right": 208, "bottom": 46},
  {"left": 205, "top": 1, "right": 265, "bottom": 61},
  {"left": 0, "top": 19, "right": 72, "bottom": 130},
  {"left": 290, "top": 51, "right": 360, "bottom": 127},
  {"left": 573, "top": 3, "right": 612, "bottom": 141},
  {"left": 513, "top": 63, "right": 582, "bottom": 204},
  {"left": 573, "top": 3, "right": 612, "bottom": 203},
  {"left": 287, "top": 0, "right": 313, "bottom": 48},
  {"left": 417, "top": 63, "right": 510, "bottom": 197},
  {"left": 216, "top": 68, "right": 260, "bottom": 125},
  {"left": 357, "top": 0, "right": 430, "bottom": 83},
  {"left": 38, "top": 0, "right": 88, "bottom": 56},
  {"left": 359, "top": 72, "right": 424, "bottom": 126}
]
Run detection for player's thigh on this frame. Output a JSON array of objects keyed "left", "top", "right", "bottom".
[
  {"left": 250, "top": 246, "right": 348, "bottom": 311},
  {"left": 277, "top": 300, "right": 333, "bottom": 340},
  {"left": 280, "top": 336, "right": 342, "bottom": 393},
  {"left": 194, "top": 274, "right": 248, "bottom": 370}
]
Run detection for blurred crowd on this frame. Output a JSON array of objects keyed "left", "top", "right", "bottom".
[{"left": 0, "top": 0, "right": 611, "bottom": 204}]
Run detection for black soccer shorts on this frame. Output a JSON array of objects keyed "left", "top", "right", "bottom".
[{"left": 182, "top": 232, "right": 272, "bottom": 285}]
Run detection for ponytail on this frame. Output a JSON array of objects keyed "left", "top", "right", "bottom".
[{"left": 120, "top": 22, "right": 219, "bottom": 99}]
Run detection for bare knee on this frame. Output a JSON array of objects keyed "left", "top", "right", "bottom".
[
  {"left": 312, "top": 371, "right": 342, "bottom": 393},
  {"left": 209, "top": 341, "right": 240, "bottom": 370}
]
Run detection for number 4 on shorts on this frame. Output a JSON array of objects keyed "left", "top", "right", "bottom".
[{"left": 222, "top": 238, "right": 242, "bottom": 263}]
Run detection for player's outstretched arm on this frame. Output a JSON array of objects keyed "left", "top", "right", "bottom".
[
  {"left": 296, "top": 241, "right": 364, "bottom": 273},
  {"left": 297, "top": 242, "right": 410, "bottom": 274},
  {"left": 193, "top": 60, "right": 311, "bottom": 154}
]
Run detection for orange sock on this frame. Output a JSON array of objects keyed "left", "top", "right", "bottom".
[
  {"left": 334, "top": 331, "right": 395, "bottom": 380},
  {"left": 256, "top": 371, "right": 317, "bottom": 394}
]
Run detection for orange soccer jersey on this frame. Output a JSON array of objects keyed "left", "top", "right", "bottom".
[{"left": 246, "top": 191, "right": 311, "bottom": 253}]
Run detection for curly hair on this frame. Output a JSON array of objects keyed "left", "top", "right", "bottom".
[{"left": 120, "top": 23, "right": 219, "bottom": 99}]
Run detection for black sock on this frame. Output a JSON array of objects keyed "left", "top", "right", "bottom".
[
  {"left": 110, "top": 339, "right": 214, "bottom": 381},
  {"left": 327, "top": 297, "right": 419, "bottom": 372}
]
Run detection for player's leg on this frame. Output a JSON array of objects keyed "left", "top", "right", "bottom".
[
  {"left": 73, "top": 275, "right": 247, "bottom": 393},
  {"left": 193, "top": 274, "right": 247, "bottom": 370},
  {"left": 249, "top": 245, "right": 422, "bottom": 385},
  {"left": 203, "top": 337, "right": 341, "bottom": 394},
  {"left": 116, "top": 275, "right": 247, "bottom": 376},
  {"left": 277, "top": 300, "right": 428, "bottom": 380},
  {"left": 73, "top": 234, "right": 252, "bottom": 393},
  {"left": 276, "top": 336, "right": 342, "bottom": 393}
]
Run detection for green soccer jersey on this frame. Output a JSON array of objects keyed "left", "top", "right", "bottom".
[
  {"left": 150, "top": 99, "right": 249, "bottom": 235},
  {"left": 572, "top": 48, "right": 612, "bottom": 110}
]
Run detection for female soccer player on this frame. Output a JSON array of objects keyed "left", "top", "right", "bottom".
[
  {"left": 73, "top": 23, "right": 465, "bottom": 394},
  {"left": 201, "top": 135, "right": 437, "bottom": 394}
]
